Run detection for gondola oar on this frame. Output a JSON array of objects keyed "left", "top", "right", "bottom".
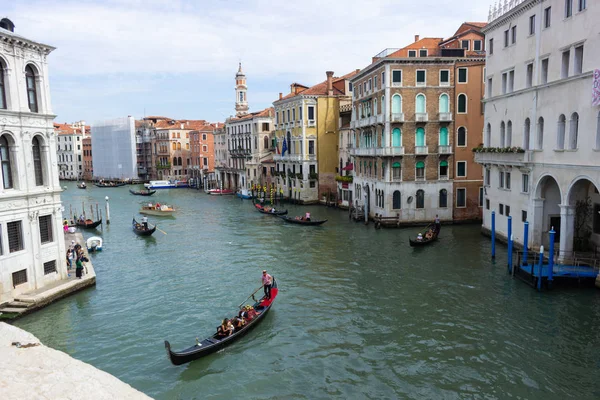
[
  {"left": 238, "top": 285, "right": 264, "bottom": 308},
  {"left": 156, "top": 227, "right": 167, "bottom": 235}
]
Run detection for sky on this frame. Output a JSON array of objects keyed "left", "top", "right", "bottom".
[{"left": 7, "top": 0, "right": 490, "bottom": 125}]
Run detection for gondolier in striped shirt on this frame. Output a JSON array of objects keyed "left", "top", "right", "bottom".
[{"left": 262, "top": 270, "right": 273, "bottom": 299}]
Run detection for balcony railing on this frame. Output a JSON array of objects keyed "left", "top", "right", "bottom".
[
  {"left": 415, "top": 113, "right": 428, "bottom": 122},
  {"left": 376, "top": 146, "right": 405, "bottom": 156},
  {"left": 156, "top": 163, "right": 171, "bottom": 170},
  {"left": 350, "top": 120, "right": 358, "bottom": 129},
  {"left": 474, "top": 150, "right": 531, "bottom": 166},
  {"left": 369, "top": 115, "right": 377, "bottom": 126},
  {"left": 377, "top": 114, "right": 384, "bottom": 125},
  {"left": 391, "top": 113, "right": 404, "bottom": 123},
  {"left": 308, "top": 120, "right": 316, "bottom": 127},
  {"left": 439, "top": 112, "right": 452, "bottom": 122},
  {"left": 273, "top": 154, "right": 303, "bottom": 162},
  {"left": 415, "top": 146, "right": 428, "bottom": 155},
  {"left": 438, "top": 145, "right": 453, "bottom": 154},
  {"left": 350, "top": 147, "right": 377, "bottom": 156}
]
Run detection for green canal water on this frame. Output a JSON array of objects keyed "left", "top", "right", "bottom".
[{"left": 14, "top": 181, "right": 600, "bottom": 399}]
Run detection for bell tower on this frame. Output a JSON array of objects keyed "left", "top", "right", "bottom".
[{"left": 235, "top": 63, "right": 249, "bottom": 117}]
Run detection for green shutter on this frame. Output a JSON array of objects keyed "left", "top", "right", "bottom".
[
  {"left": 416, "top": 161, "right": 425, "bottom": 168},
  {"left": 392, "top": 162, "right": 401, "bottom": 168},
  {"left": 440, "top": 160, "right": 448, "bottom": 167}
]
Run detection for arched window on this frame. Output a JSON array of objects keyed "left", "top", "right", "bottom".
[
  {"left": 25, "top": 65, "right": 38, "bottom": 113},
  {"left": 374, "top": 98, "right": 378, "bottom": 115},
  {"left": 32, "top": 136, "right": 43, "bottom": 186},
  {"left": 485, "top": 123, "right": 491, "bottom": 147},
  {"left": 416, "top": 189, "right": 425, "bottom": 209},
  {"left": 439, "top": 127, "right": 448, "bottom": 146},
  {"left": 178, "top": 157, "right": 182, "bottom": 166},
  {"left": 500, "top": 121, "right": 506, "bottom": 147},
  {"left": 392, "top": 128, "right": 402, "bottom": 147},
  {"left": 172, "top": 157, "right": 177, "bottom": 166},
  {"left": 416, "top": 161, "right": 425, "bottom": 180},
  {"left": 557, "top": 114, "right": 566, "bottom": 150},
  {"left": 393, "top": 190, "right": 401, "bottom": 209},
  {"left": 506, "top": 120, "right": 512, "bottom": 147},
  {"left": 523, "top": 118, "right": 531, "bottom": 150},
  {"left": 439, "top": 189, "right": 448, "bottom": 208},
  {"left": 172, "top": 142, "right": 177, "bottom": 151},
  {"left": 439, "top": 94, "right": 449, "bottom": 113},
  {"left": 263, "top": 136, "right": 269, "bottom": 150},
  {"left": 381, "top": 96, "right": 385, "bottom": 115},
  {"left": 1, "top": 134, "right": 13, "bottom": 189},
  {"left": 457, "top": 94, "right": 467, "bottom": 113},
  {"left": 0, "top": 60, "right": 6, "bottom": 109},
  {"left": 339, "top": 158, "right": 343, "bottom": 174},
  {"left": 416, "top": 127, "right": 425, "bottom": 147},
  {"left": 537, "top": 117, "right": 544, "bottom": 150},
  {"left": 439, "top": 160, "right": 448, "bottom": 178},
  {"left": 392, "top": 161, "right": 401, "bottom": 180},
  {"left": 177, "top": 143, "right": 182, "bottom": 150},
  {"left": 415, "top": 94, "right": 426, "bottom": 114},
  {"left": 457, "top": 127, "right": 466, "bottom": 147},
  {"left": 392, "top": 94, "right": 402, "bottom": 114},
  {"left": 569, "top": 112, "right": 579, "bottom": 150}
]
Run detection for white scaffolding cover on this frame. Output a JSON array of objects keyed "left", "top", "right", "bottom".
[{"left": 91, "top": 117, "right": 138, "bottom": 180}]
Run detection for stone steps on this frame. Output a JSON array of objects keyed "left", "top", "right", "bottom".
[
  {"left": 0, "top": 307, "right": 27, "bottom": 314},
  {"left": 7, "top": 301, "right": 31, "bottom": 308}
]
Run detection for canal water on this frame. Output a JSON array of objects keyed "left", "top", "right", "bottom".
[{"left": 15, "top": 182, "right": 600, "bottom": 399}]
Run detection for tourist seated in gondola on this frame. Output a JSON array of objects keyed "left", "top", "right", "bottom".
[
  {"left": 216, "top": 318, "right": 233, "bottom": 338},
  {"left": 245, "top": 306, "right": 257, "bottom": 321},
  {"left": 425, "top": 230, "right": 433, "bottom": 240},
  {"left": 231, "top": 315, "right": 246, "bottom": 331},
  {"left": 305, "top": 212, "right": 311, "bottom": 221},
  {"left": 416, "top": 232, "right": 423, "bottom": 241},
  {"left": 271, "top": 207, "right": 276, "bottom": 213}
]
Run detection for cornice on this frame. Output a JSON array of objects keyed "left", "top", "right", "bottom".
[{"left": 482, "top": 0, "right": 539, "bottom": 34}]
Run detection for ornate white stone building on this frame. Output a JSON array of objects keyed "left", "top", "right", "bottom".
[
  {"left": 479, "top": 0, "right": 600, "bottom": 259},
  {"left": 0, "top": 19, "right": 67, "bottom": 303}
]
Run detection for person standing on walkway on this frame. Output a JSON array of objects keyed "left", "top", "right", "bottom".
[
  {"left": 75, "top": 252, "right": 84, "bottom": 279},
  {"left": 261, "top": 270, "right": 273, "bottom": 299}
]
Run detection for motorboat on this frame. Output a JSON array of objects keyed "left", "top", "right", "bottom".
[
  {"left": 144, "top": 180, "right": 189, "bottom": 189},
  {"left": 86, "top": 236, "right": 103, "bottom": 252}
]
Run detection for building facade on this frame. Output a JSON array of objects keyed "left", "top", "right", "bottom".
[
  {"left": 479, "top": 0, "right": 599, "bottom": 259},
  {"left": 91, "top": 116, "right": 138, "bottom": 180},
  {"left": 337, "top": 103, "right": 354, "bottom": 207},
  {"left": 55, "top": 121, "right": 87, "bottom": 181},
  {"left": 350, "top": 24, "right": 485, "bottom": 222},
  {"left": 189, "top": 123, "right": 218, "bottom": 187},
  {"left": 0, "top": 18, "right": 68, "bottom": 303},
  {"left": 82, "top": 136, "right": 92, "bottom": 180},
  {"left": 135, "top": 120, "right": 153, "bottom": 181},
  {"left": 273, "top": 71, "right": 355, "bottom": 203},
  {"left": 213, "top": 125, "right": 228, "bottom": 189}
]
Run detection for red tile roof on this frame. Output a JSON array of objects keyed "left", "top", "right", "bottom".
[
  {"left": 277, "top": 71, "right": 357, "bottom": 102},
  {"left": 230, "top": 107, "right": 274, "bottom": 122},
  {"left": 153, "top": 119, "right": 207, "bottom": 130}
]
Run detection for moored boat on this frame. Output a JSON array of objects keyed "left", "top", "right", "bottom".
[
  {"left": 144, "top": 180, "right": 189, "bottom": 189},
  {"left": 132, "top": 217, "right": 157, "bottom": 236},
  {"left": 129, "top": 189, "right": 156, "bottom": 196},
  {"left": 139, "top": 203, "right": 176, "bottom": 217},
  {"left": 76, "top": 218, "right": 102, "bottom": 229},
  {"left": 77, "top": 182, "right": 87, "bottom": 189},
  {"left": 279, "top": 216, "right": 327, "bottom": 226},
  {"left": 208, "top": 189, "right": 235, "bottom": 195},
  {"left": 165, "top": 277, "right": 278, "bottom": 365},
  {"left": 409, "top": 223, "right": 441, "bottom": 247},
  {"left": 86, "top": 236, "right": 103, "bottom": 252},
  {"left": 255, "top": 203, "right": 287, "bottom": 216},
  {"left": 94, "top": 181, "right": 126, "bottom": 188},
  {"left": 236, "top": 189, "right": 253, "bottom": 199}
]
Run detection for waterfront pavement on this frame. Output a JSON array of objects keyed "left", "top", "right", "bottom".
[
  {"left": 0, "top": 322, "right": 151, "bottom": 400},
  {"left": 0, "top": 232, "right": 96, "bottom": 320}
]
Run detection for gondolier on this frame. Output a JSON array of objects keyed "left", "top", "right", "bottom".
[
  {"left": 262, "top": 270, "right": 273, "bottom": 299},
  {"left": 141, "top": 215, "right": 148, "bottom": 230}
]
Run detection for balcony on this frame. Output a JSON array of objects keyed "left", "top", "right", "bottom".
[
  {"left": 156, "top": 163, "right": 171, "bottom": 170},
  {"left": 273, "top": 154, "right": 303, "bottom": 162},
  {"left": 439, "top": 112, "right": 452, "bottom": 122},
  {"left": 369, "top": 115, "right": 377, "bottom": 126},
  {"left": 350, "top": 147, "right": 377, "bottom": 156},
  {"left": 391, "top": 113, "right": 404, "bottom": 123},
  {"left": 376, "top": 146, "right": 405, "bottom": 156},
  {"left": 350, "top": 120, "right": 358, "bottom": 129},
  {"left": 438, "top": 145, "right": 453, "bottom": 154},
  {"left": 415, "top": 146, "right": 428, "bottom": 155},
  {"left": 377, "top": 114, "right": 384, "bottom": 125},
  {"left": 415, "top": 113, "right": 428, "bottom": 122},
  {"left": 308, "top": 120, "right": 316, "bottom": 127},
  {"left": 308, "top": 154, "right": 316, "bottom": 161},
  {"left": 473, "top": 148, "right": 531, "bottom": 167}
]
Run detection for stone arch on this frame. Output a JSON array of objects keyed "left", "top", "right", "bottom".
[
  {"left": 0, "top": 130, "right": 18, "bottom": 189},
  {"left": 563, "top": 176, "right": 600, "bottom": 255},
  {"left": 31, "top": 133, "right": 49, "bottom": 186},
  {"left": 532, "top": 174, "right": 563, "bottom": 250}
]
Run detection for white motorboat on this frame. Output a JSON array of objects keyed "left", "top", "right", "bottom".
[
  {"left": 86, "top": 236, "right": 103, "bottom": 252},
  {"left": 144, "top": 180, "right": 189, "bottom": 189}
]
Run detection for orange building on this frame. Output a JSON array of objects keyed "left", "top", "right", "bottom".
[
  {"left": 82, "top": 136, "right": 93, "bottom": 180},
  {"left": 190, "top": 123, "right": 219, "bottom": 187}
]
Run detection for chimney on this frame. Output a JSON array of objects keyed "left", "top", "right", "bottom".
[
  {"left": 415, "top": 34, "right": 420, "bottom": 42},
  {"left": 326, "top": 71, "right": 334, "bottom": 96},
  {"left": 279, "top": 92, "right": 283, "bottom": 100}
]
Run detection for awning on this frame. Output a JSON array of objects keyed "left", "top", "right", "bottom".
[{"left": 342, "top": 163, "right": 354, "bottom": 171}]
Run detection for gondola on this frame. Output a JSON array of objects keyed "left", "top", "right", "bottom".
[
  {"left": 77, "top": 182, "right": 86, "bottom": 189},
  {"left": 94, "top": 182, "right": 126, "bottom": 188},
  {"left": 129, "top": 189, "right": 156, "bottom": 196},
  {"left": 165, "top": 278, "right": 278, "bottom": 365},
  {"left": 75, "top": 218, "right": 102, "bottom": 229},
  {"left": 257, "top": 207, "right": 288, "bottom": 216},
  {"left": 279, "top": 216, "right": 327, "bottom": 226},
  {"left": 409, "top": 223, "right": 441, "bottom": 247},
  {"left": 132, "top": 217, "right": 156, "bottom": 236}
]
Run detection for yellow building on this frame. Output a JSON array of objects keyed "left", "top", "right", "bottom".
[{"left": 273, "top": 70, "right": 356, "bottom": 203}]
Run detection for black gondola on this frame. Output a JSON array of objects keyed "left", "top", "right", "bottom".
[
  {"left": 279, "top": 216, "right": 327, "bottom": 226},
  {"left": 75, "top": 218, "right": 102, "bottom": 229},
  {"left": 132, "top": 217, "right": 156, "bottom": 236},
  {"left": 257, "top": 208, "right": 288, "bottom": 216},
  {"left": 77, "top": 182, "right": 87, "bottom": 189},
  {"left": 94, "top": 182, "right": 126, "bottom": 188},
  {"left": 409, "top": 223, "right": 441, "bottom": 247},
  {"left": 165, "top": 278, "right": 278, "bottom": 365},
  {"left": 129, "top": 189, "right": 156, "bottom": 196}
]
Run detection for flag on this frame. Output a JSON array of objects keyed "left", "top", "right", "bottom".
[
  {"left": 281, "top": 138, "right": 288, "bottom": 156},
  {"left": 275, "top": 137, "right": 280, "bottom": 154}
]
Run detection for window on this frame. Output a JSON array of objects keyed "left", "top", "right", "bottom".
[
  {"left": 511, "top": 26, "right": 517, "bottom": 44},
  {"left": 440, "top": 70, "right": 449, "bottom": 86},
  {"left": 565, "top": 0, "right": 573, "bottom": 17},
  {"left": 506, "top": 172, "right": 512, "bottom": 190},
  {"left": 393, "top": 190, "right": 401, "bottom": 209},
  {"left": 458, "top": 68, "right": 467, "bottom": 83},
  {"left": 529, "top": 15, "right": 536, "bottom": 35},
  {"left": 578, "top": 0, "right": 586, "bottom": 12},
  {"left": 408, "top": 50, "right": 416, "bottom": 57},
  {"left": 439, "top": 189, "right": 448, "bottom": 208},
  {"left": 308, "top": 106, "right": 315, "bottom": 120},
  {"left": 557, "top": 114, "right": 566, "bottom": 149},
  {"left": 537, "top": 117, "right": 545, "bottom": 149},
  {"left": 203, "top": 133, "right": 207, "bottom": 140},
  {"left": 499, "top": 171, "right": 505, "bottom": 188},
  {"left": 308, "top": 140, "right": 315, "bottom": 155},
  {"left": 508, "top": 70, "right": 514, "bottom": 92},
  {"left": 522, "top": 173, "right": 529, "bottom": 193},
  {"left": 523, "top": 118, "right": 531, "bottom": 150},
  {"left": 292, "top": 108, "right": 296, "bottom": 121},
  {"left": 541, "top": 58, "right": 549, "bottom": 84},
  {"left": 392, "top": 162, "right": 401, "bottom": 180},
  {"left": 474, "top": 40, "right": 482, "bottom": 51},
  {"left": 569, "top": 112, "right": 579, "bottom": 149},
  {"left": 489, "top": 38, "right": 494, "bottom": 54},
  {"left": 8, "top": 220, "right": 23, "bottom": 253},
  {"left": 392, "top": 94, "right": 402, "bottom": 114},
  {"left": 44, "top": 260, "right": 57, "bottom": 275},
  {"left": 0, "top": 134, "right": 13, "bottom": 189},
  {"left": 487, "top": 77, "right": 493, "bottom": 98},
  {"left": 392, "top": 70, "right": 402, "bottom": 86},
  {"left": 439, "top": 94, "right": 449, "bottom": 113},
  {"left": 415, "top": 94, "right": 426, "bottom": 114},
  {"left": 456, "top": 161, "right": 466, "bottom": 177},
  {"left": 299, "top": 106, "right": 302, "bottom": 120},
  {"left": 461, "top": 40, "right": 470, "bottom": 50},
  {"left": 419, "top": 49, "right": 428, "bottom": 57},
  {"left": 416, "top": 128, "right": 425, "bottom": 147},
  {"left": 0, "top": 62, "right": 6, "bottom": 109},
  {"left": 485, "top": 168, "right": 491, "bottom": 186},
  {"left": 25, "top": 65, "right": 38, "bottom": 113},
  {"left": 502, "top": 72, "right": 508, "bottom": 94},
  {"left": 544, "top": 7, "right": 552, "bottom": 27},
  {"left": 456, "top": 188, "right": 466, "bottom": 207},
  {"left": 526, "top": 63, "right": 533, "bottom": 88},
  {"left": 12, "top": 269, "right": 27, "bottom": 288},
  {"left": 439, "top": 127, "right": 448, "bottom": 146},
  {"left": 499, "top": 204, "right": 505, "bottom": 215},
  {"left": 457, "top": 94, "right": 467, "bottom": 113},
  {"left": 416, "top": 189, "right": 425, "bottom": 209},
  {"left": 39, "top": 215, "right": 53, "bottom": 244},
  {"left": 392, "top": 128, "right": 402, "bottom": 147},
  {"left": 574, "top": 45, "right": 583, "bottom": 75},
  {"left": 415, "top": 161, "right": 425, "bottom": 181},
  {"left": 504, "top": 29, "right": 509, "bottom": 47},
  {"left": 506, "top": 120, "right": 512, "bottom": 147},
  {"left": 439, "top": 160, "right": 448, "bottom": 178},
  {"left": 486, "top": 199, "right": 490, "bottom": 210},
  {"left": 479, "top": 187, "right": 484, "bottom": 207},
  {"left": 416, "top": 70, "right": 426, "bottom": 86},
  {"left": 457, "top": 127, "right": 466, "bottom": 147},
  {"left": 561, "top": 50, "right": 570, "bottom": 79},
  {"left": 374, "top": 76, "right": 378, "bottom": 89},
  {"left": 202, "top": 145, "right": 208, "bottom": 152}
]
